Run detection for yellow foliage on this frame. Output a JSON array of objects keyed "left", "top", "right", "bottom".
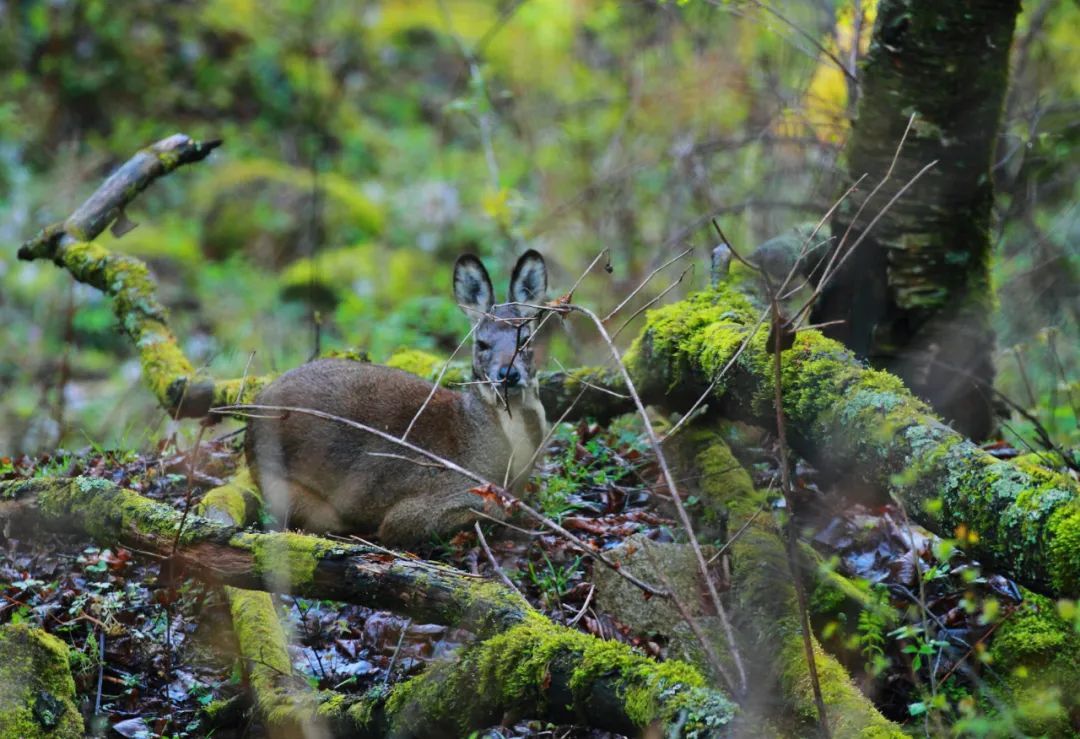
[{"left": 785, "top": 1, "right": 877, "bottom": 143}]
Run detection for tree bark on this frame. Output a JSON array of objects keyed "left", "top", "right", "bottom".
[{"left": 811, "top": 0, "right": 1022, "bottom": 439}]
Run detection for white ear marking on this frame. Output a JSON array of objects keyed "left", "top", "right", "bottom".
[
  {"left": 509, "top": 250, "right": 547, "bottom": 314},
  {"left": 454, "top": 254, "right": 495, "bottom": 317}
]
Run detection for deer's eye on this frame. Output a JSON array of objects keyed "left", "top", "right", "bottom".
[{"left": 476, "top": 340, "right": 492, "bottom": 352}]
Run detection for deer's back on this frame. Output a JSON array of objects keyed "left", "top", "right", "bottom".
[{"left": 245, "top": 358, "right": 507, "bottom": 533}]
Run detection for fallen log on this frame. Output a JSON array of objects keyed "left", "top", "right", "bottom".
[
  {"left": 680, "top": 428, "right": 905, "bottom": 738},
  {"left": 0, "top": 475, "right": 736, "bottom": 736},
  {"left": 622, "top": 286, "right": 1080, "bottom": 598}
]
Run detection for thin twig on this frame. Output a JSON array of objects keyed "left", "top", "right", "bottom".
[
  {"left": 567, "top": 583, "right": 595, "bottom": 628},
  {"left": 384, "top": 617, "right": 412, "bottom": 683},
  {"left": 603, "top": 248, "right": 691, "bottom": 322},
  {"left": 474, "top": 522, "right": 521, "bottom": 595},
  {"left": 402, "top": 322, "right": 477, "bottom": 441}
]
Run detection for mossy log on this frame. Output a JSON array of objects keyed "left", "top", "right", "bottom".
[
  {"left": 198, "top": 468, "right": 335, "bottom": 737},
  {"left": 0, "top": 475, "right": 736, "bottom": 736},
  {"left": 811, "top": 0, "right": 1021, "bottom": 439},
  {"left": 681, "top": 430, "right": 905, "bottom": 738},
  {"left": 0, "top": 475, "right": 531, "bottom": 637},
  {"left": 624, "top": 286, "right": 1080, "bottom": 599},
  {"left": 0, "top": 624, "right": 84, "bottom": 738}
]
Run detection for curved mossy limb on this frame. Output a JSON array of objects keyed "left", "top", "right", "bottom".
[
  {"left": 0, "top": 624, "right": 84, "bottom": 739},
  {"left": 681, "top": 430, "right": 905, "bottom": 738},
  {"left": 627, "top": 285, "right": 1080, "bottom": 598}
]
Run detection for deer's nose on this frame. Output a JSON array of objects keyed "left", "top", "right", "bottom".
[{"left": 496, "top": 365, "right": 521, "bottom": 385}]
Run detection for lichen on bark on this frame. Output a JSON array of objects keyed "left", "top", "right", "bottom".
[{"left": 627, "top": 284, "right": 1080, "bottom": 598}]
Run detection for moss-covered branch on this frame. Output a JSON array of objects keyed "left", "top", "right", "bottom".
[
  {"left": 0, "top": 474, "right": 735, "bottom": 736},
  {"left": 0, "top": 475, "right": 530, "bottom": 636},
  {"left": 681, "top": 430, "right": 905, "bottom": 738},
  {"left": 626, "top": 285, "right": 1080, "bottom": 598},
  {"left": 16, "top": 134, "right": 234, "bottom": 418},
  {"left": 197, "top": 468, "right": 336, "bottom": 735}
]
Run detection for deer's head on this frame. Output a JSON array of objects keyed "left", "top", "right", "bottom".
[{"left": 453, "top": 250, "right": 547, "bottom": 397}]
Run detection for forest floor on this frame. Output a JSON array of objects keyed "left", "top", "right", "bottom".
[{"left": 0, "top": 417, "right": 1028, "bottom": 737}]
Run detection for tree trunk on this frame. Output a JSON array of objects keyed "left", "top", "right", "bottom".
[{"left": 812, "top": 0, "right": 1022, "bottom": 439}]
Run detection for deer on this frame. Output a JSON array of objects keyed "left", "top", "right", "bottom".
[{"left": 244, "top": 251, "right": 549, "bottom": 545}]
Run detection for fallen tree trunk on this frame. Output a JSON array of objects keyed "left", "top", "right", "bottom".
[
  {"left": 623, "top": 286, "right": 1080, "bottom": 599},
  {"left": 680, "top": 429, "right": 906, "bottom": 738},
  {"left": 0, "top": 475, "right": 736, "bottom": 736},
  {"left": 0, "top": 475, "right": 531, "bottom": 637}
]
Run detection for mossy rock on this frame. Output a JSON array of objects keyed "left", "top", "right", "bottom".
[
  {"left": 988, "top": 592, "right": 1080, "bottom": 736},
  {"left": 0, "top": 624, "right": 84, "bottom": 738},
  {"left": 592, "top": 534, "right": 722, "bottom": 668}
]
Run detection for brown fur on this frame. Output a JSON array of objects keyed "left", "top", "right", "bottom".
[{"left": 245, "top": 251, "right": 549, "bottom": 545}]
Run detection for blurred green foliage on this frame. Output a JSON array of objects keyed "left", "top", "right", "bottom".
[{"left": 0, "top": 0, "right": 1075, "bottom": 456}]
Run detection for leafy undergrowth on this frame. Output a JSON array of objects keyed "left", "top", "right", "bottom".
[{"left": 0, "top": 420, "right": 1069, "bottom": 737}]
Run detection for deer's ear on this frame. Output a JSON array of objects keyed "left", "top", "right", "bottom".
[
  {"left": 509, "top": 250, "right": 547, "bottom": 315},
  {"left": 454, "top": 254, "right": 495, "bottom": 318}
]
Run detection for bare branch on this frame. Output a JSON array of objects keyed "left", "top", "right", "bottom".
[{"left": 603, "top": 247, "right": 692, "bottom": 322}]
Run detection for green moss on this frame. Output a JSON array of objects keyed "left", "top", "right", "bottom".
[
  {"left": 690, "top": 430, "right": 760, "bottom": 520},
  {"left": 235, "top": 531, "right": 344, "bottom": 586},
  {"left": 384, "top": 349, "right": 469, "bottom": 385},
  {"left": 212, "top": 374, "right": 272, "bottom": 408},
  {"left": 0, "top": 624, "right": 84, "bottom": 738},
  {"left": 1046, "top": 502, "right": 1080, "bottom": 594},
  {"left": 227, "top": 587, "right": 320, "bottom": 729},
  {"left": 988, "top": 591, "right": 1080, "bottom": 735},
  {"left": 198, "top": 466, "right": 263, "bottom": 527},
  {"left": 52, "top": 240, "right": 199, "bottom": 411},
  {"left": 384, "top": 610, "right": 731, "bottom": 735},
  {"left": 629, "top": 285, "right": 1080, "bottom": 597},
  {"left": 777, "top": 623, "right": 905, "bottom": 738},
  {"left": 27, "top": 476, "right": 233, "bottom": 545}
]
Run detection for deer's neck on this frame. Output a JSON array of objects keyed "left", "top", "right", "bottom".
[{"left": 470, "top": 382, "right": 548, "bottom": 489}]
